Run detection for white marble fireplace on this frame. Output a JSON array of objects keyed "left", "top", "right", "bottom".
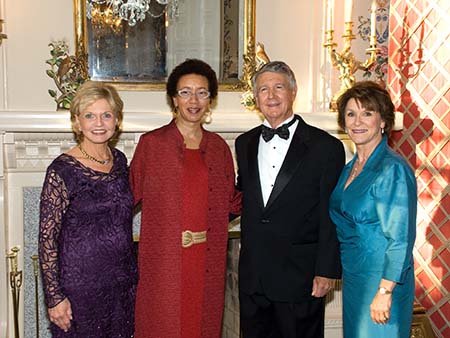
[{"left": 0, "top": 110, "right": 349, "bottom": 338}]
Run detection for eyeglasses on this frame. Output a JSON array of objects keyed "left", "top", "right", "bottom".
[{"left": 177, "top": 89, "right": 211, "bottom": 100}]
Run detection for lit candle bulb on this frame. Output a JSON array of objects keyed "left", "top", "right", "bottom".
[
  {"left": 370, "top": 0, "right": 377, "bottom": 37},
  {"left": 345, "top": 0, "right": 353, "bottom": 23}
]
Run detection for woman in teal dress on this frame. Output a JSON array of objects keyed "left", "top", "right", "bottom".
[{"left": 329, "top": 81, "right": 417, "bottom": 338}]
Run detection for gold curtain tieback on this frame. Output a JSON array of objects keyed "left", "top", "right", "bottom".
[{"left": 182, "top": 230, "right": 207, "bottom": 248}]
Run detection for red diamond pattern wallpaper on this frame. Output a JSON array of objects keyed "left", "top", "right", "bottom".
[{"left": 388, "top": 1, "right": 449, "bottom": 337}]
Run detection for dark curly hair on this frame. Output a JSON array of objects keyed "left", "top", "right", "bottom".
[
  {"left": 166, "top": 59, "right": 218, "bottom": 111},
  {"left": 336, "top": 81, "right": 395, "bottom": 135}
]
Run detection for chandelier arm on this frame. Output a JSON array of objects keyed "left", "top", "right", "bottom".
[{"left": 88, "top": 0, "right": 173, "bottom": 26}]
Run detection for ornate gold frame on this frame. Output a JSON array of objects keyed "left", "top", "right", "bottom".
[{"left": 73, "top": 0, "right": 256, "bottom": 91}]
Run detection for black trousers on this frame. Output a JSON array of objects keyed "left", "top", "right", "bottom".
[{"left": 239, "top": 292, "right": 325, "bottom": 338}]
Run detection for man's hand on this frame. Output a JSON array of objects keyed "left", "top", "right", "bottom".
[{"left": 311, "top": 276, "right": 335, "bottom": 298}]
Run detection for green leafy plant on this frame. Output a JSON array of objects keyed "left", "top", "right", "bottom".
[{"left": 46, "top": 41, "right": 87, "bottom": 110}]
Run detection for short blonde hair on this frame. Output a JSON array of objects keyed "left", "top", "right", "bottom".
[{"left": 70, "top": 81, "right": 124, "bottom": 142}]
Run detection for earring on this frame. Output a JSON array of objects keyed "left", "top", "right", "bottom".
[
  {"left": 381, "top": 127, "right": 385, "bottom": 134},
  {"left": 204, "top": 111, "right": 212, "bottom": 124},
  {"left": 173, "top": 106, "right": 179, "bottom": 117}
]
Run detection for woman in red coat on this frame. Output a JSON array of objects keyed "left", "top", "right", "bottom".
[{"left": 130, "top": 59, "right": 241, "bottom": 338}]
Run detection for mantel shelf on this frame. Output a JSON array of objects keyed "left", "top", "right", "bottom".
[{"left": 0, "top": 110, "right": 345, "bottom": 134}]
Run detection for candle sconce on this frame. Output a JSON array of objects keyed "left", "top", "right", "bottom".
[
  {"left": 0, "top": 19, "right": 7, "bottom": 45},
  {"left": 324, "top": 21, "right": 378, "bottom": 111}
]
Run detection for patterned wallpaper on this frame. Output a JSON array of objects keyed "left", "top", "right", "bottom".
[
  {"left": 388, "top": 1, "right": 450, "bottom": 337},
  {"left": 357, "top": 0, "right": 390, "bottom": 84}
]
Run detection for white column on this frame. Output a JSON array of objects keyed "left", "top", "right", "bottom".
[{"left": 0, "top": 130, "right": 8, "bottom": 338}]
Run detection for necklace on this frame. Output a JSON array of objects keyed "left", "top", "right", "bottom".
[
  {"left": 78, "top": 144, "right": 111, "bottom": 165},
  {"left": 349, "top": 157, "right": 367, "bottom": 180}
]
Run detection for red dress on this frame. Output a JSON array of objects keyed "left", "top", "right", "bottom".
[
  {"left": 181, "top": 149, "right": 207, "bottom": 338},
  {"left": 130, "top": 120, "right": 241, "bottom": 338}
]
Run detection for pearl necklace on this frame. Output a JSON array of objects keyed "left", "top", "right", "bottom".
[{"left": 78, "top": 144, "right": 111, "bottom": 165}]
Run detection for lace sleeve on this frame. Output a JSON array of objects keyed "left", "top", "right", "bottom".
[{"left": 38, "top": 168, "right": 69, "bottom": 308}]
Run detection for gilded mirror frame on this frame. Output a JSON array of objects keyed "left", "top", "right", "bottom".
[{"left": 74, "top": 0, "right": 256, "bottom": 91}]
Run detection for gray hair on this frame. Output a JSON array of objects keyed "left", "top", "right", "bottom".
[{"left": 252, "top": 61, "right": 297, "bottom": 96}]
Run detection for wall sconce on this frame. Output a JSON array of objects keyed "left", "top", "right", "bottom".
[
  {"left": 0, "top": 18, "right": 7, "bottom": 45},
  {"left": 324, "top": 0, "right": 379, "bottom": 111}
]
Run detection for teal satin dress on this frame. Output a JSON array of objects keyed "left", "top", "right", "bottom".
[{"left": 329, "top": 137, "right": 417, "bottom": 338}]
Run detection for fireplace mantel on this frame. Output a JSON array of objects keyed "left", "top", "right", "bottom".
[
  {"left": 0, "top": 109, "right": 352, "bottom": 338},
  {"left": 0, "top": 110, "right": 344, "bottom": 133},
  {"left": 0, "top": 110, "right": 351, "bottom": 171}
]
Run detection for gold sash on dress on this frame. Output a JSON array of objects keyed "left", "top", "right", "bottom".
[{"left": 181, "top": 230, "right": 207, "bottom": 248}]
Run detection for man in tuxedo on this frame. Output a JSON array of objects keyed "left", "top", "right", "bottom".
[{"left": 235, "top": 61, "right": 345, "bottom": 338}]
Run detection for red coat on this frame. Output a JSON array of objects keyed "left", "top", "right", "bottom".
[{"left": 130, "top": 120, "right": 241, "bottom": 338}]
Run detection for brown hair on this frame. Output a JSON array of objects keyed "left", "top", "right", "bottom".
[{"left": 336, "top": 81, "right": 395, "bottom": 134}]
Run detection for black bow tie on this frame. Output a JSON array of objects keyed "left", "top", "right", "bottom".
[{"left": 261, "top": 117, "right": 296, "bottom": 142}]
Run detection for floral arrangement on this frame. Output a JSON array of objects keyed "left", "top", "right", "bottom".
[
  {"left": 46, "top": 41, "right": 87, "bottom": 110},
  {"left": 240, "top": 90, "right": 257, "bottom": 111},
  {"left": 363, "top": 45, "right": 388, "bottom": 81}
]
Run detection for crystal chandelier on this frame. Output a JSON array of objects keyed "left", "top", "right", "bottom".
[
  {"left": 89, "top": 3, "right": 123, "bottom": 35},
  {"left": 86, "top": 0, "right": 178, "bottom": 27}
]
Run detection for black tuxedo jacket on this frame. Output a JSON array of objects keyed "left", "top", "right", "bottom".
[{"left": 235, "top": 115, "right": 345, "bottom": 302}]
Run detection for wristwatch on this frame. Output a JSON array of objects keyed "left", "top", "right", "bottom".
[{"left": 378, "top": 287, "right": 392, "bottom": 295}]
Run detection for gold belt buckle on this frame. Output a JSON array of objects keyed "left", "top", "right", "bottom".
[{"left": 182, "top": 230, "right": 207, "bottom": 248}]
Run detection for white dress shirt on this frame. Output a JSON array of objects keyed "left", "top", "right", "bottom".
[{"left": 258, "top": 115, "right": 298, "bottom": 206}]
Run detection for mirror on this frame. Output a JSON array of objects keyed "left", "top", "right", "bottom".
[{"left": 74, "top": 0, "right": 255, "bottom": 91}]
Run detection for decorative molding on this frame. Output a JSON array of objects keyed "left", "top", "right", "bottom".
[{"left": 0, "top": 110, "right": 346, "bottom": 133}]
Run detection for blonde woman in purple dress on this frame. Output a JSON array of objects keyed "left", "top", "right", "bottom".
[{"left": 39, "top": 81, "right": 137, "bottom": 338}]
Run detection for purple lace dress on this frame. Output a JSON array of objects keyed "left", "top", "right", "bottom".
[{"left": 39, "top": 149, "right": 138, "bottom": 338}]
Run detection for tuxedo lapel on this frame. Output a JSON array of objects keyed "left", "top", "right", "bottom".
[
  {"left": 265, "top": 118, "right": 309, "bottom": 211},
  {"left": 247, "top": 127, "right": 265, "bottom": 210}
]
